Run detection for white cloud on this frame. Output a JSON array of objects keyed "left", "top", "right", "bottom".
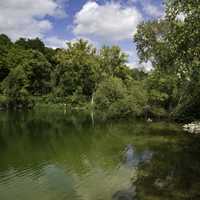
[
  {"left": 72, "top": 36, "right": 98, "bottom": 47},
  {"left": 45, "top": 36, "right": 97, "bottom": 49},
  {"left": 141, "top": 61, "right": 153, "bottom": 71},
  {"left": 45, "top": 36, "right": 67, "bottom": 49},
  {"left": 73, "top": 1, "right": 142, "bottom": 41},
  {"left": 123, "top": 47, "right": 139, "bottom": 67},
  {"left": 0, "top": 0, "right": 67, "bottom": 40},
  {"left": 124, "top": 48, "right": 153, "bottom": 71},
  {"left": 129, "top": 0, "right": 164, "bottom": 18},
  {"left": 127, "top": 61, "right": 153, "bottom": 71},
  {"left": 143, "top": 3, "right": 163, "bottom": 18}
]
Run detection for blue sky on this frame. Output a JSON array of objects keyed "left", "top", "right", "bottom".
[{"left": 0, "top": 0, "right": 164, "bottom": 69}]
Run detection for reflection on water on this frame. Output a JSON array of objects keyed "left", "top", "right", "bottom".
[
  {"left": 124, "top": 144, "right": 135, "bottom": 167},
  {"left": 123, "top": 144, "right": 153, "bottom": 168},
  {"left": 0, "top": 110, "right": 199, "bottom": 200},
  {"left": 112, "top": 145, "right": 153, "bottom": 200}
]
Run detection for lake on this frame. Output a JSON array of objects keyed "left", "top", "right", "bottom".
[{"left": 0, "top": 110, "right": 200, "bottom": 200}]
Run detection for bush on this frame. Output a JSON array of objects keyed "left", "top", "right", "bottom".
[
  {"left": 0, "top": 95, "right": 8, "bottom": 109},
  {"left": 94, "top": 77, "right": 147, "bottom": 119},
  {"left": 1, "top": 65, "right": 34, "bottom": 109}
]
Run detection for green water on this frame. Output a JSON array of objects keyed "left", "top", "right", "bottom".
[{"left": 0, "top": 110, "right": 200, "bottom": 200}]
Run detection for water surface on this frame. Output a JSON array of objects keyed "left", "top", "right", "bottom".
[{"left": 0, "top": 110, "right": 200, "bottom": 200}]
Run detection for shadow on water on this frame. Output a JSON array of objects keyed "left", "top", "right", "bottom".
[
  {"left": 135, "top": 136, "right": 200, "bottom": 200},
  {"left": 0, "top": 110, "right": 199, "bottom": 200}
]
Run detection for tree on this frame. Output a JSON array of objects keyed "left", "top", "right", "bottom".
[
  {"left": 0, "top": 34, "right": 12, "bottom": 47},
  {"left": 53, "top": 39, "right": 98, "bottom": 100},
  {"left": 94, "top": 77, "right": 147, "bottom": 119},
  {"left": 134, "top": 20, "right": 172, "bottom": 73},
  {"left": 5, "top": 46, "right": 33, "bottom": 70},
  {"left": 0, "top": 34, "right": 12, "bottom": 82},
  {"left": 15, "top": 38, "right": 29, "bottom": 49},
  {"left": 5, "top": 46, "right": 52, "bottom": 95},
  {"left": 15, "top": 37, "right": 45, "bottom": 53},
  {"left": 99, "top": 46, "right": 128, "bottom": 76},
  {"left": 23, "top": 50, "right": 52, "bottom": 95},
  {"left": 1, "top": 65, "right": 33, "bottom": 108},
  {"left": 131, "top": 68, "right": 148, "bottom": 81},
  {"left": 134, "top": 0, "right": 200, "bottom": 119},
  {"left": 15, "top": 37, "right": 57, "bottom": 65}
]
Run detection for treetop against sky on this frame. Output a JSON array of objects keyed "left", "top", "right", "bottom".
[{"left": 0, "top": 0, "right": 163, "bottom": 70}]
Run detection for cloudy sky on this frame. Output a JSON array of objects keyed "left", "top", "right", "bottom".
[{"left": 0, "top": 0, "right": 164, "bottom": 69}]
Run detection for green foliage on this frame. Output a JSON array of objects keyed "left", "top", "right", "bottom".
[
  {"left": 53, "top": 39, "right": 99, "bottom": 100},
  {"left": 146, "top": 71, "right": 178, "bottom": 109},
  {"left": 5, "top": 46, "right": 33, "bottom": 70},
  {"left": 15, "top": 37, "right": 57, "bottom": 66},
  {"left": 99, "top": 45, "right": 128, "bottom": 76},
  {"left": 94, "top": 77, "right": 147, "bottom": 119},
  {"left": 15, "top": 37, "right": 45, "bottom": 53},
  {"left": 23, "top": 50, "right": 52, "bottom": 95},
  {"left": 131, "top": 68, "right": 148, "bottom": 81},
  {"left": 0, "top": 95, "right": 8, "bottom": 109},
  {"left": 0, "top": 35, "right": 52, "bottom": 109},
  {"left": 0, "top": 34, "right": 12, "bottom": 49},
  {"left": 1, "top": 34, "right": 147, "bottom": 116},
  {"left": 1, "top": 65, "right": 33, "bottom": 108},
  {"left": 0, "top": 34, "right": 12, "bottom": 82},
  {"left": 5, "top": 48, "right": 52, "bottom": 96},
  {"left": 134, "top": 0, "right": 200, "bottom": 120}
]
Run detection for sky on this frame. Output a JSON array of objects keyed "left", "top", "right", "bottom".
[{"left": 0, "top": 0, "right": 164, "bottom": 70}]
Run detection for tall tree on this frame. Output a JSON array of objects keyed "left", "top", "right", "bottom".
[
  {"left": 134, "top": 0, "right": 200, "bottom": 118},
  {"left": 0, "top": 34, "right": 12, "bottom": 82},
  {"left": 99, "top": 46, "right": 128, "bottom": 76},
  {"left": 54, "top": 39, "right": 98, "bottom": 100},
  {"left": 15, "top": 37, "right": 45, "bottom": 53}
]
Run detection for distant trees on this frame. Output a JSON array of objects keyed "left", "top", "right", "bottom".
[
  {"left": 0, "top": 34, "right": 147, "bottom": 118},
  {"left": 0, "top": 0, "right": 199, "bottom": 121},
  {"left": 15, "top": 37, "right": 46, "bottom": 53},
  {"left": 0, "top": 35, "right": 140, "bottom": 115},
  {"left": 0, "top": 35, "right": 54, "bottom": 108}
]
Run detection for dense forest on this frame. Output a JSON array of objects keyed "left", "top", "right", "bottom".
[{"left": 0, "top": 0, "right": 199, "bottom": 121}]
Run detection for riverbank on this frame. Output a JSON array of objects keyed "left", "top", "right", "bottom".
[{"left": 0, "top": 100, "right": 197, "bottom": 124}]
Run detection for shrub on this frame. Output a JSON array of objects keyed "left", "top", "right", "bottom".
[{"left": 94, "top": 77, "right": 147, "bottom": 119}]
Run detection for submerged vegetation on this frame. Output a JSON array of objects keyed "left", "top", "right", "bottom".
[{"left": 0, "top": 0, "right": 199, "bottom": 121}]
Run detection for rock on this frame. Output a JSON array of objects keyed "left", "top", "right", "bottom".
[
  {"left": 147, "top": 118, "right": 152, "bottom": 122},
  {"left": 183, "top": 122, "right": 200, "bottom": 134}
]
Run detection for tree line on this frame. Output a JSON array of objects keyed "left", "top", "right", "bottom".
[{"left": 0, "top": 0, "right": 199, "bottom": 121}]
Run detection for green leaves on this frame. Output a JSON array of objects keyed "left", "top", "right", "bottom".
[
  {"left": 99, "top": 45, "right": 128, "bottom": 76},
  {"left": 53, "top": 39, "right": 98, "bottom": 99},
  {"left": 94, "top": 77, "right": 147, "bottom": 119},
  {"left": 134, "top": 0, "right": 200, "bottom": 119},
  {"left": 1, "top": 64, "right": 32, "bottom": 108}
]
